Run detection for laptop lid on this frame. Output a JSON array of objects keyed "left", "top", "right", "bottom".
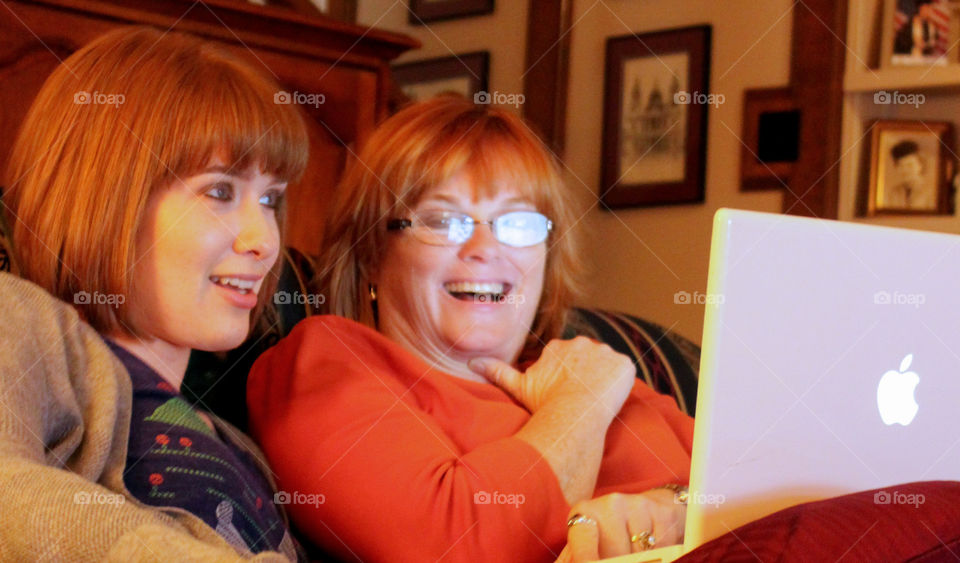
[{"left": 684, "top": 208, "right": 960, "bottom": 549}]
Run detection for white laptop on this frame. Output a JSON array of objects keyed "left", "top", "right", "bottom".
[{"left": 599, "top": 208, "right": 960, "bottom": 562}]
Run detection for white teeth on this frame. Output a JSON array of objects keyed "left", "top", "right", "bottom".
[
  {"left": 444, "top": 281, "right": 505, "bottom": 295},
  {"left": 210, "top": 276, "right": 256, "bottom": 291}
]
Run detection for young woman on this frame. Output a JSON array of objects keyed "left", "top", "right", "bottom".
[{"left": 1, "top": 26, "right": 308, "bottom": 560}]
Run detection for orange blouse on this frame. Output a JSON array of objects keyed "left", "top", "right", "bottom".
[{"left": 247, "top": 316, "right": 694, "bottom": 562}]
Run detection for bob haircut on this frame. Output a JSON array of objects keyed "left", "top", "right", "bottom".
[
  {"left": 318, "top": 95, "right": 582, "bottom": 352},
  {"left": 4, "top": 26, "right": 309, "bottom": 336}
]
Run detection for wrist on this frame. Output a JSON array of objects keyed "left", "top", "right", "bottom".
[{"left": 652, "top": 483, "right": 689, "bottom": 505}]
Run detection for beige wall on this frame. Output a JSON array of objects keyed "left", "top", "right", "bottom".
[{"left": 358, "top": 1, "right": 796, "bottom": 344}]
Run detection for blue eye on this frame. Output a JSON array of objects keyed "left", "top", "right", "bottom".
[
  {"left": 259, "top": 190, "right": 284, "bottom": 209},
  {"left": 205, "top": 182, "right": 234, "bottom": 201}
]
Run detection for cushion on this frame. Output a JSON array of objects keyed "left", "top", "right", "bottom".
[{"left": 678, "top": 481, "right": 960, "bottom": 562}]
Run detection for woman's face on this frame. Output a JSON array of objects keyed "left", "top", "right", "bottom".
[
  {"left": 127, "top": 158, "right": 286, "bottom": 352},
  {"left": 375, "top": 173, "right": 547, "bottom": 368}
]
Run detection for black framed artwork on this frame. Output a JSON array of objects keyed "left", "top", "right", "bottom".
[
  {"left": 408, "top": 0, "right": 494, "bottom": 24},
  {"left": 392, "top": 51, "right": 489, "bottom": 104},
  {"left": 600, "top": 25, "right": 711, "bottom": 208}
]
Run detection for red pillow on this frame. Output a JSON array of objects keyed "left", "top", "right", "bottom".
[{"left": 678, "top": 481, "right": 960, "bottom": 562}]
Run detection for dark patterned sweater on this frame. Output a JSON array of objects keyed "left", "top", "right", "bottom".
[{"left": 107, "top": 341, "right": 289, "bottom": 555}]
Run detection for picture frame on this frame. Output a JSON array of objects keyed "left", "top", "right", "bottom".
[
  {"left": 863, "top": 120, "right": 955, "bottom": 216},
  {"left": 391, "top": 52, "right": 489, "bottom": 104},
  {"left": 600, "top": 25, "right": 711, "bottom": 209},
  {"left": 408, "top": 0, "right": 494, "bottom": 24},
  {"left": 880, "top": 0, "right": 959, "bottom": 66},
  {"left": 740, "top": 87, "right": 800, "bottom": 191}
]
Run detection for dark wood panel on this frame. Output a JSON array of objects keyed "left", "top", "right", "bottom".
[
  {"left": 782, "top": 0, "right": 847, "bottom": 218},
  {"left": 522, "top": 0, "right": 571, "bottom": 155},
  {"left": 0, "top": 0, "right": 416, "bottom": 258}
]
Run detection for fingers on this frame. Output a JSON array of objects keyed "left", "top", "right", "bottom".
[
  {"left": 554, "top": 545, "right": 573, "bottom": 563},
  {"left": 565, "top": 516, "right": 600, "bottom": 563},
  {"left": 468, "top": 357, "right": 523, "bottom": 394}
]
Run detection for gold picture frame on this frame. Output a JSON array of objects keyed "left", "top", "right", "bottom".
[{"left": 864, "top": 120, "right": 955, "bottom": 216}]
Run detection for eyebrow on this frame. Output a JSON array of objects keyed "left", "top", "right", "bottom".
[
  {"left": 200, "top": 165, "right": 286, "bottom": 187},
  {"left": 422, "top": 194, "right": 531, "bottom": 206},
  {"left": 202, "top": 165, "right": 242, "bottom": 177}
]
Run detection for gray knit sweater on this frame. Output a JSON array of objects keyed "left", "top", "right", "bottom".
[{"left": 0, "top": 272, "right": 295, "bottom": 561}]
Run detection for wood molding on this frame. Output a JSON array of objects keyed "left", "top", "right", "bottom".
[
  {"left": 782, "top": 0, "right": 848, "bottom": 218},
  {"left": 522, "top": 0, "right": 572, "bottom": 155}
]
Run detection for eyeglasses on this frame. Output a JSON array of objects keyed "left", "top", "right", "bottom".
[{"left": 387, "top": 210, "right": 553, "bottom": 248}]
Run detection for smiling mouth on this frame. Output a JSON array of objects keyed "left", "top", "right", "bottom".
[
  {"left": 210, "top": 275, "right": 256, "bottom": 295},
  {"left": 444, "top": 281, "right": 510, "bottom": 303}
]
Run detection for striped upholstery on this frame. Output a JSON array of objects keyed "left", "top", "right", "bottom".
[{"left": 564, "top": 308, "right": 700, "bottom": 416}]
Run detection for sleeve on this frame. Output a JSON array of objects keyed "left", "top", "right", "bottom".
[
  {"left": 247, "top": 317, "right": 570, "bottom": 563},
  {"left": 0, "top": 274, "right": 287, "bottom": 562}
]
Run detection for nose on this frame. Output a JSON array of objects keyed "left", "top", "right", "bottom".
[
  {"left": 233, "top": 197, "right": 280, "bottom": 265},
  {"left": 457, "top": 220, "right": 500, "bottom": 262}
]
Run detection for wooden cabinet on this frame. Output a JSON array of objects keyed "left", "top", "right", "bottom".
[{"left": 0, "top": 0, "right": 418, "bottom": 256}]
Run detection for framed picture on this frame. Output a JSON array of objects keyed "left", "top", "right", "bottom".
[
  {"left": 601, "top": 26, "right": 711, "bottom": 208},
  {"left": 881, "top": 0, "right": 959, "bottom": 66},
  {"left": 863, "top": 120, "right": 955, "bottom": 215},
  {"left": 740, "top": 87, "right": 800, "bottom": 191},
  {"left": 391, "top": 52, "right": 489, "bottom": 104},
  {"left": 408, "top": 0, "right": 494, "bottom": 24}
]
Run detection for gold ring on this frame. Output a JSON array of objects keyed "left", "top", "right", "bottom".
[
  {"left": 566, "top": 513, "right": 597, "bottom": 528},
  {"left": 630, "top": 530, "right": 656, "bottom": 550}
]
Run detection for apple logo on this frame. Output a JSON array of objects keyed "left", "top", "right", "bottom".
[{"left": 877, "top": 354, "right": 920, "bottom": 426}]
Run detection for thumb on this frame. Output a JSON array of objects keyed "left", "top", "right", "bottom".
[{"left": 468, "top": 357, "right": 523, "bottom": 394}]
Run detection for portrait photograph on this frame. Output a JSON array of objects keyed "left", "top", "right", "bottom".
[{"left": 864, "top": 120, "right": 955, "bottom": 215}]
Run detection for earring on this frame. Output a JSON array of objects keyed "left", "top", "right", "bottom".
[{"left": 369, "top": 283, "right": 379, "bottom": 328}]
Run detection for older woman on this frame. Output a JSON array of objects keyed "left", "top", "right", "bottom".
[
  {"left": 1, "top": 27, "right": 307, "bottom": 560},
  {"left": 247, "top": 96, "right": 693, "bottom": 562}
]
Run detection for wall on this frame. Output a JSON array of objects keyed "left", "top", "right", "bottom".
[
  {"left": 566, "top": 0, "right": 794, "bottom": 343},
  {"left": 356, "top": 1, "right": 528, "bottom": 104},
  {"left": 357, "top": 0, "right": 796, "bottom": 344}
]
